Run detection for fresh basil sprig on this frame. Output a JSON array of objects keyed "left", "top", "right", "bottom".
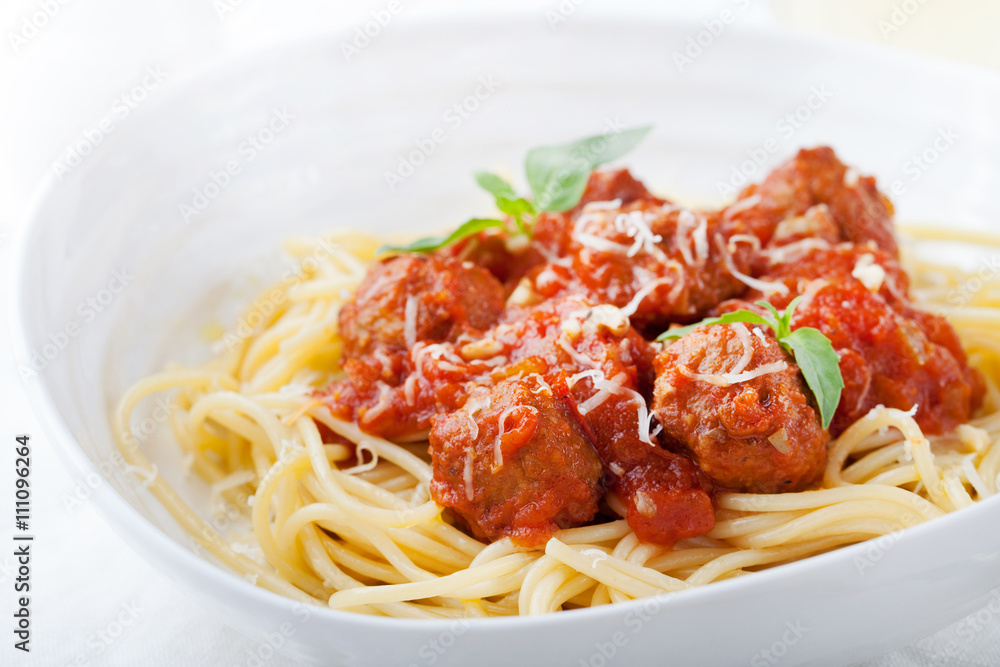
[
  {"left": 657, "top": 297, "right": 844, "bottom": 430},
  {"left": 378, "top": 218, "right": 508, "bottom": 254},
  {"left": 378, "top": 125, "right": 653, "bottom": 254},
  {"left": 526, "top": 125, "right": 653, "bottom": 212}
]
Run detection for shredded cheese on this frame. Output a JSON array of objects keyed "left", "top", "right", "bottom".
[
  {"left": 582, "top": 304, "right": 630, "bottom": 336},
  {"left": 852, "top": 253, "right": 886, "bottom": 292},
  {"left": 526, "top": 373, "right": 553, "bottom": 396},
  {"left": 730, "top": 323, "right": 755, "bottom": 376},
  {"left": 403, "top": 295, "right": 418, "bottom": 349},
  {"left": 768, "top": 428, "right": 792, "bottom": 455},
  {"left": 581, "top": 198, "right": 623, "bottom": 212},
  {"left": 620, "top": 262, "right": 685, "bottom": 318},
  {"left": 633, "top": 490, "right": 657, "bottom": 518},
  {"left": 614, "top": 210, "right": 663, "bottom": 258},
  {"left": 557, "top": 336, "right": 599, "bottom": 369},
  {"left": 463, "top": 447, "right": 476, "bottom": 501},
  {"left": 363, "top": 382, "right": 393, "bottom": 422},
  {"left": 762, "top": 238, "right": 832, "bottom": 265},
  {"left": 716, "top": 233, "right": 789, "bottom": 296},
  {"left": 464, "top": 393, "right": 492, "bottom": 441},
  {"left": 724, "top": 193, "right": 762, "bottom": 219},
  {"left": 492, "top": 405, "right": 534, "bottom": 470},
  {"left": 678, "top": 360, "right": 788, "bottom": 387},
  {"left": 572, "top": 370, "right": 657, "bottom": 446}
]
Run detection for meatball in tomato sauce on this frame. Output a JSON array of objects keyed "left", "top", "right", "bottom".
[
  {"left": 428, "top": 376, "right": 604, "bottom": 547},
  {"left": 790, "top": 279, "right": 983, "bottom": 436},
  {"left": 339, "top": 254, "right": 505, "bottom": 358},
  {"left": 653, "top": 322, "right": 829, "bottom": 493}
]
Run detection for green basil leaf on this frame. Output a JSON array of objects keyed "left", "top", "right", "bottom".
[
  {"left": 474, "top": 172, "right": 536, "bottom": 235},
  {"left": 780, "top": 296, "right": 805, "bottom": 339},
  {"left": 782, "top": 327, "right": 845, "bottom": 430},
  {"left": 526, "top": 125, "right": 653, "bottom": 212},
  {"left": 656, "top": 309, "right": 774, "bottom": 342},
  {"left": 496, "top": 196, "right": 536, "bottom": 235},
  {"left": 474, "top": 171, "right": 519, "bottom": 201},
  {"left": 377, "top": 218, "right": 507, "bottom": 255}
]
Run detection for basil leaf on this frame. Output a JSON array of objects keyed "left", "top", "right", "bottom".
[
  {"left": 377, "top": 218, "right": 507, "bottom": 255},
  {"left": 496, "top": 196, "right": 536, "bottom": 235},
  {"left": 782, "top": 327, "right": 844, "bottom": 430},
  {"left": 753, "top": 301, "right": 783, "bottom": 335},
  {"left": 474, "top": 171, "right": 518, "bottom": 201},
  {"left": 656, "top": 309, "right": 773, "bottom": 342},
  {"left": 526, "top": 125, "right": 653, "bottom": 212},
  {"left": 474, "top": 172, "right": 536, "bottom": 235},
  {"left": 779, "top": 296, "right": 805, "bottom": 339}
]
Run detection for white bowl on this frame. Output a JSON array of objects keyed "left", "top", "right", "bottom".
[{"left": 12, "top": 16, "right": 1000, "bottom": 666}]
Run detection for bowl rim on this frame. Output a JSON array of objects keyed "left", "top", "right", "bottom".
[{"left": 10, "top": 12, "right": 1000, "bottom": 637}]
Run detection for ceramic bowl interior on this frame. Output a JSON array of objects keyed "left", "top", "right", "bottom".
[{"left": 13, "top": 16, "right": 1000, "bottom": 666}]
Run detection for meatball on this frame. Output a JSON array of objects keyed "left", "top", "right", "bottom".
[
  {"left": 753, "top": 147, "right": 898, "bottom": 256},
  {"left": 748, "top": 242, "right": 909, "bottom": 311},
  {"left": 338, "top": 254, "right": 505, "bottom": 358},
  {"left": 428, "top": 376, "right": 604, "bottom": 547},
  {"left": 653, "top": 323, "right": 829, "bottom": 493},
  {"left": 791, "top": 279, "right": 983, "bottom": 436}
]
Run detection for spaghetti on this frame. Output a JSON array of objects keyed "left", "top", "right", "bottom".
[{"left": 112, "top": 162, "right": 1000, "bottom": 619}]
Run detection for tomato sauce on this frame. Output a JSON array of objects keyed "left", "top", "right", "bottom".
[{"left": 321, "top": 148, "right": 982, "bottom": 547}]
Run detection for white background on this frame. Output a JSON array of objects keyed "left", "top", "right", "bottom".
[{"left": 2, "top": 1, "right": 1000, "bottom": 665}]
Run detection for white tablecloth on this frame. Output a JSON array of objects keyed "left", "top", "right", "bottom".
[{"left": 2, "top": 2, "right": 999, "bottom": 665}]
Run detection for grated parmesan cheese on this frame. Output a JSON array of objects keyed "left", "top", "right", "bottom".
[
  {"left": 730, "top": 323, "right": 755, "bottom": 376},
  {"left": 723, "top": 193, "right": 762, "bottom": 220},
  {"left": 463, "top": 447, "right": 476, "bottom": 501},
  {"left": 678, "top": 360, "right": 788, "bottom": 387},
  {"left": 851, "top": 253, "right": 886, "bottom": 292},
  {"left": 403, "top": 295, "right": 418, "bottom": 350},
  {"left": 716, "top": 233, "right": 789, "bottom": 296}
]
